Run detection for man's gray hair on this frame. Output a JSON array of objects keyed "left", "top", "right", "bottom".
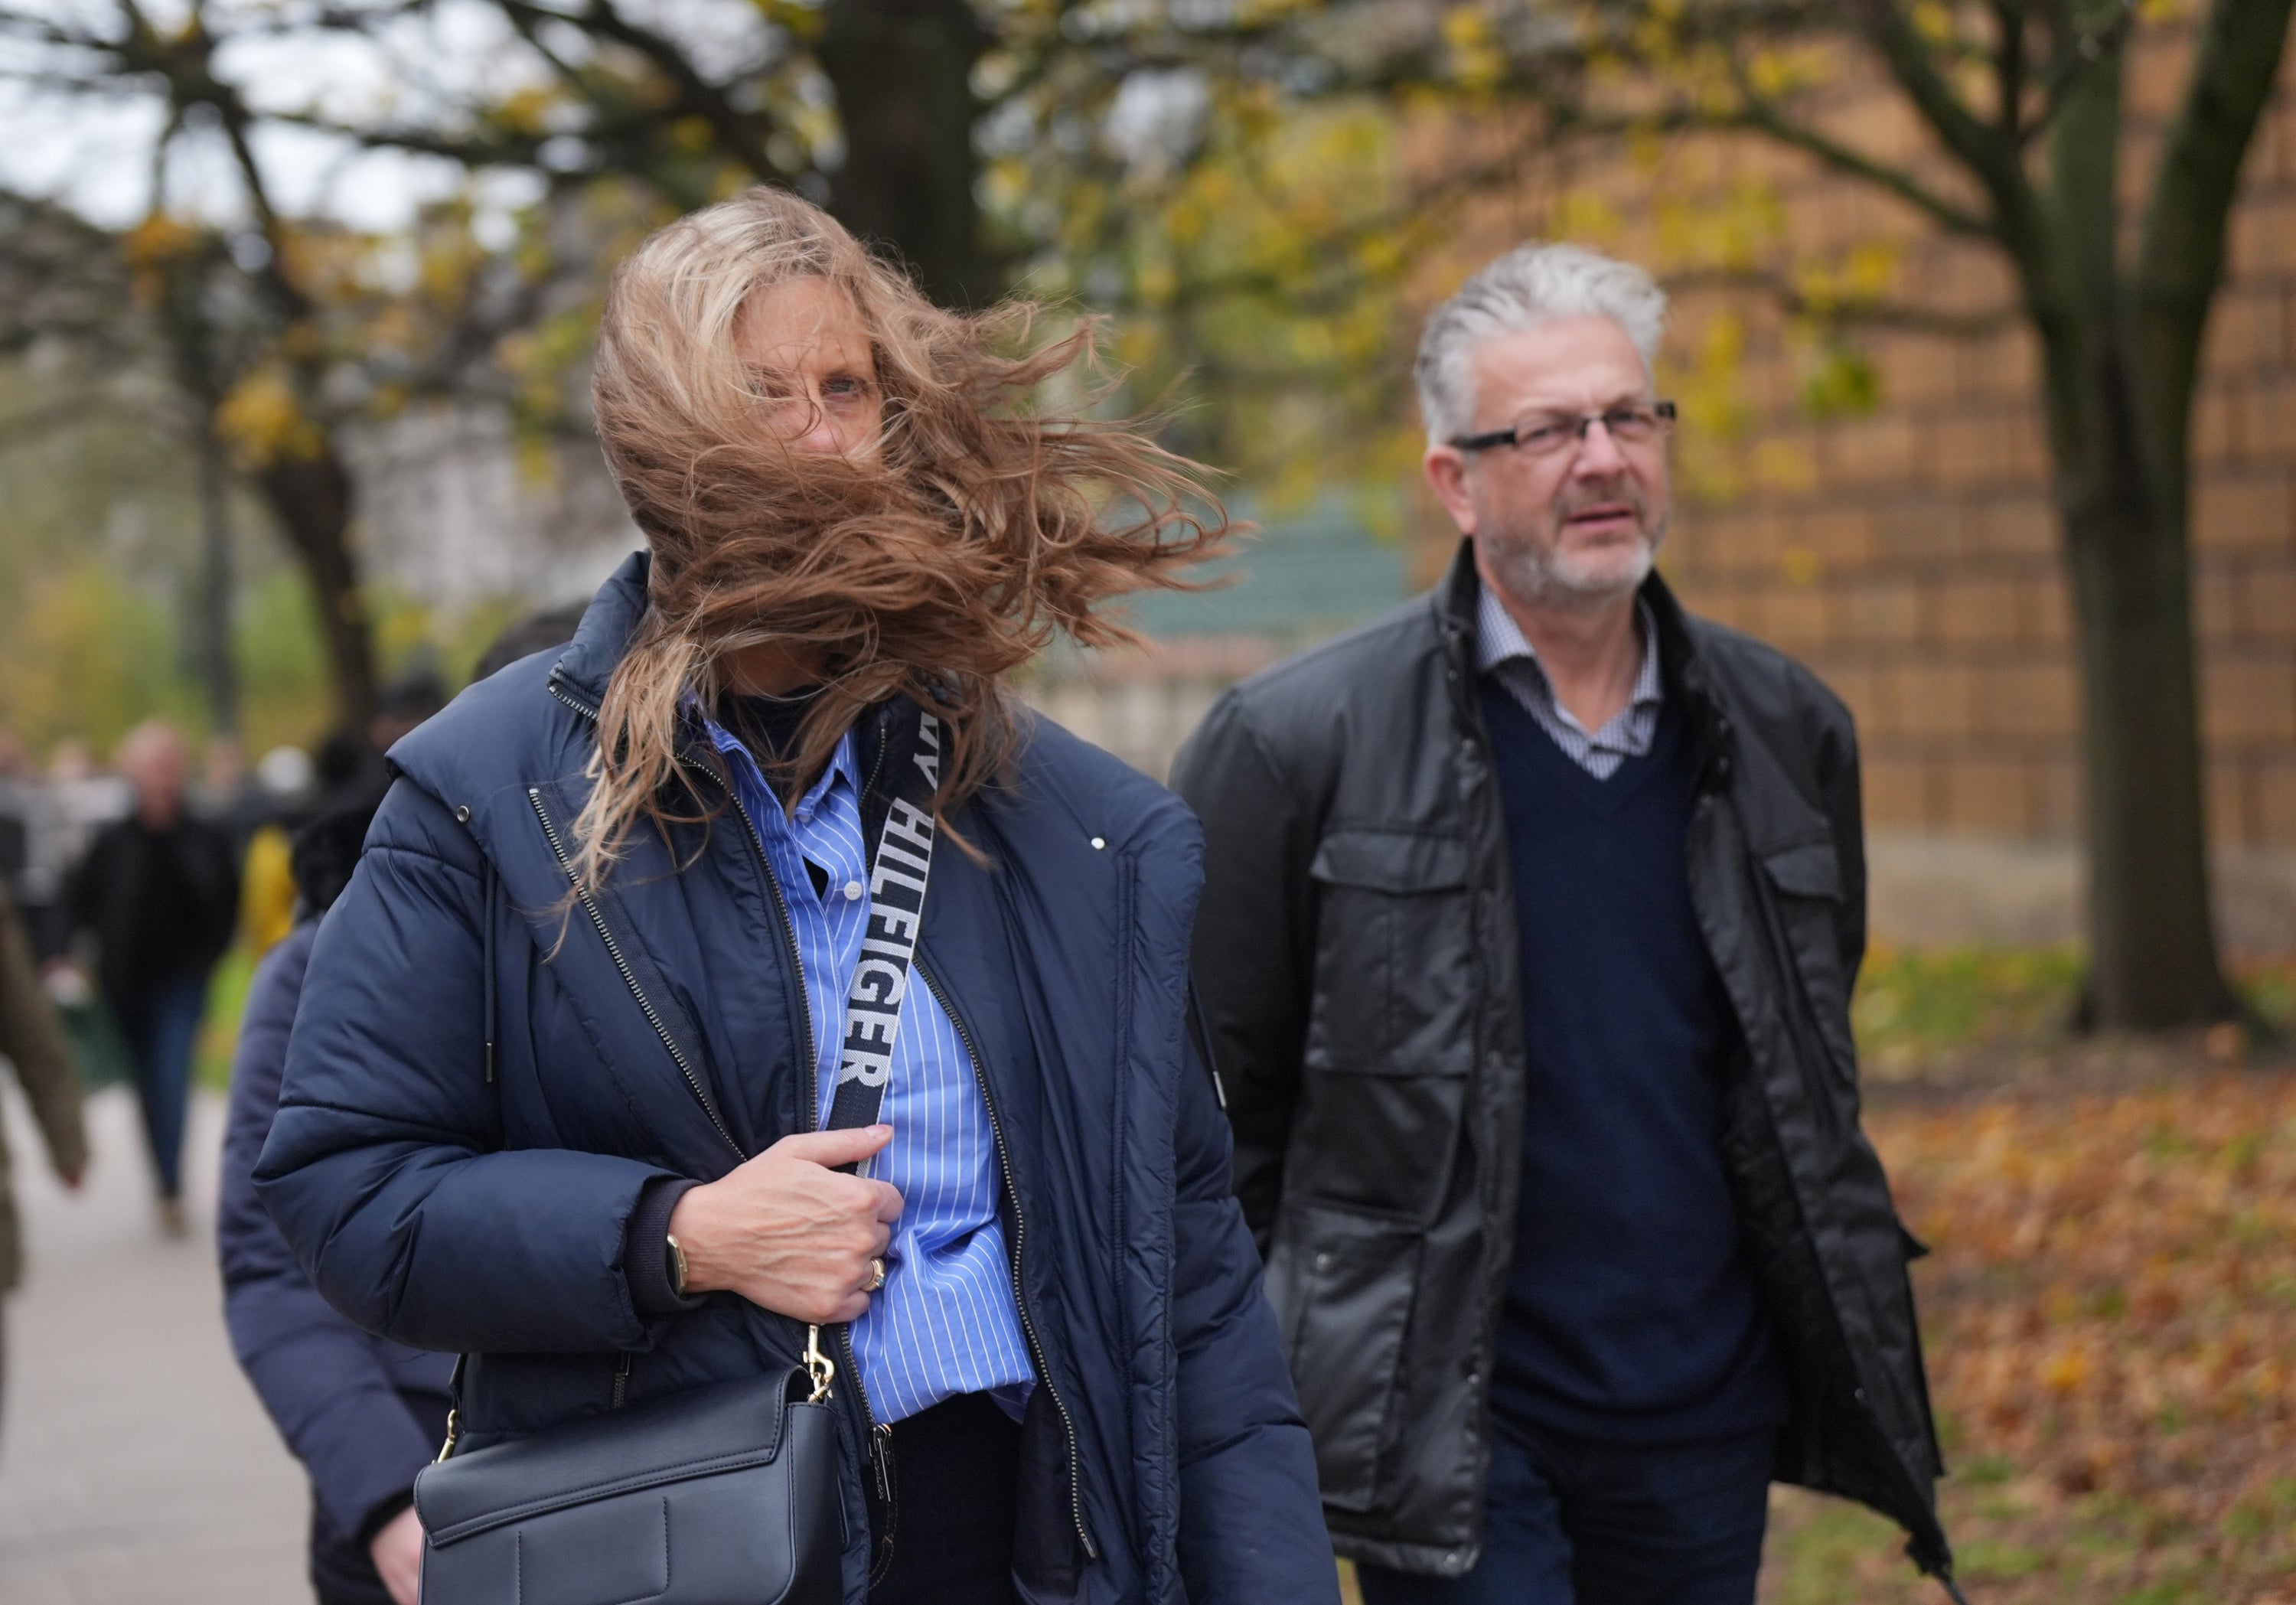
[{"left": 1414, "top": 243, "right": 1668, "bottom": 444}]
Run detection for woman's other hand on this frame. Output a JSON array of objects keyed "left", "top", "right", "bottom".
[
  {"left": 667, "top": 1126, "right": 903, "bottom": 1323},
  {"left": 369, "top": 1503, "right": 425, "bottom": 1605}
]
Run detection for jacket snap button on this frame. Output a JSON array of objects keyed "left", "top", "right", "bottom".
[
  {"left": 1313, "top": 1251, "right": 1333, "bottom": 1273},
  {"left": 1090, "top": 837, "right": 1106, "bottom": 850},
  {"left": 1853, "top": 1387, "right": 1867, "bottom": 1403},
  {"left": 455, "top": 804, "right": 471, "bottom": 823}
]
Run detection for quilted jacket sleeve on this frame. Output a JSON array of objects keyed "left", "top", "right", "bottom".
[
  {"left": 1169, "top": 1027, "right": 1338, "bottom": 1605},
  {"left": 254, "top": 779, "right": 684, "bottom": 1355},
  {"left": 220, "top": 923, "right": 439, "bottom": 1538}
]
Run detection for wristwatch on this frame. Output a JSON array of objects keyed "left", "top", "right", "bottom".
[{"left": 665, "top": 1233, "right": 690, "bottom": 1300}]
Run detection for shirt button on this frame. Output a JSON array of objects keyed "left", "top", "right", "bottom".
[{"left": 843, "top": 880, "right": 863, "bottom": 901}]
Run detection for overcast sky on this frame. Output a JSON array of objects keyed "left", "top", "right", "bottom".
[{"left": 0, "top": 0, "right": 780, "bottom": 232}]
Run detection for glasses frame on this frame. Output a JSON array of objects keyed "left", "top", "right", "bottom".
[{"left": 1448, "top": 399, "right": 1678, "bottom": 456}]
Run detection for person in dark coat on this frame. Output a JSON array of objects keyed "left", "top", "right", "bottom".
[
  {"left": 1173, "top": 244, "right": 1957, "bottom": 1605},
  {"left": 0, "top": 876, "right": 86, "bottom": 1444},
  {"left": 256, "top": 188, "right": 1335, "bottom": 1605},
  {"left": 218, "top": 775, "right": 454, "bottom": 1605},
  {"left": 63, "top": 720, "right": 237, "bottom": 1232}
]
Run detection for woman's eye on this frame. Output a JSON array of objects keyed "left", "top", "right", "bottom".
[{"left": 821, "top": 374, "right": 872, "bottom": 401}]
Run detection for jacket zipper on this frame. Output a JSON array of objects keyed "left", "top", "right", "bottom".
[
  {"left": 527, "top": 786, "right": 744, "bottom": 1161},
  {"left": 546, "top": 676, "right": 899, "bottom": 1504},
  {"left": 918, "top": 959, "right": 1099, "bottom": 1563},
  {"left": 687, "top": 751, "right": 895, "bottom": 1509}
]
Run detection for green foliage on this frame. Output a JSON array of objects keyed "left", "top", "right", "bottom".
[
  {"left": 1799, "top": 343, "right": 1881, "bottom": 418},
  {"left": 0, "top": 561, "right": 200, "bottom": 758},
  {"left": 1852, "top": 944, "right": 2089, "bottom": 1065},
  {"left": 1852, "top": 945, "right": 2296, "bottom": 1072}
]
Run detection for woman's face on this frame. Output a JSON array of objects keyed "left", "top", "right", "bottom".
[{"left": 734, "top": 276, "right": 883, "bottom": 460}]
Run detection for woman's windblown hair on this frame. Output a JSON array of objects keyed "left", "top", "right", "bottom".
[{"left": 577, "top": 186, "right": 1228, "bottom": 892}]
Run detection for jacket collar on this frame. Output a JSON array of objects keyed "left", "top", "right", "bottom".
[{"left": 548, "top": 550, "right": 654, "bottom": 715}]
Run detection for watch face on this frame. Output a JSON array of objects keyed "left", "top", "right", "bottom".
[{"left": 667, "top": 1235, "right": 688, "bottom": 1298}]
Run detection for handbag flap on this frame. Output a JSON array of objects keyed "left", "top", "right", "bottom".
[{"left": 416, "top": 1369, "right": 802, "bottom": 1548}]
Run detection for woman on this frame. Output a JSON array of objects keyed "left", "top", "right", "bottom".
[
  {"left": 256, "top": 188, "right": 1335, "bottom": 1605},
  {"left": 219, "top": 774, "right": 451, "bottom": 1605}
]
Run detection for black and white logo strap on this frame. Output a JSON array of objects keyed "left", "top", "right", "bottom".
[{"left": 823, "top": 711, "right": 941, "bottom": 1137}]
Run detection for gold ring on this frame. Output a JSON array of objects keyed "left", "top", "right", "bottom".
[{"left": 867, "top": 1258, "right": 887, "bottom": 1293}]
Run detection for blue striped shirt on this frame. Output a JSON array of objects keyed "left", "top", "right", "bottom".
[{"left": 702, "top": 715, "right": 1037, "bottom": 1424}]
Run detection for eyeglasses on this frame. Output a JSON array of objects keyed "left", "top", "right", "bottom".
[{"left": 1450, "top": 400, "right": 1677, "bottom": 457}]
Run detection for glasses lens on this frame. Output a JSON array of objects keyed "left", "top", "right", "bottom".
[
  {"left": 1516, "top": 417, "right": 1580, "bottom": 455},
  {"left": 1604, "top": 407, "right": 1658, "bottom": 442}
]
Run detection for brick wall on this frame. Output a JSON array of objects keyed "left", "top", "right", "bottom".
[{"left": 1460, "top": 28, "right": 2296, "bottom": 853}]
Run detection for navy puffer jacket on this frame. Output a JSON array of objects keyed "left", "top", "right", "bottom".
[{"left": 255, "top": 554, "right": 1335, "bottom": 1605}]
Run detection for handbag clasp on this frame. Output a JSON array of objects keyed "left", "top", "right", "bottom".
[{"left": 804, "top": 1325, "right": 836, "bottom": 1403}]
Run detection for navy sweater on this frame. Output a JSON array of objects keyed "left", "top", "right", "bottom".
[{"left": 1479, "top": 685, "right": 1785, "bottom": 1445}]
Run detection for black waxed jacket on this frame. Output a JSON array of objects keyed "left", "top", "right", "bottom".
[{"left": 1170, "top": 543, "right": 1954, "bottom": 1589}]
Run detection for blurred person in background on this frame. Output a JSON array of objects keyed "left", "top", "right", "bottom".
[
  {"left": 467, "top": 601, "right": 587, "bottom": 684},
  {"left": 220, "top": 768, "right": 448, "bottom": 1605},
  {"left": 0, "top": 729, "right": 66, "bottom": 959},
  {"left": 0, "top": 863, "right": 86, "bottom": 1444},
  {"left": 201, "top": 736, "right": 264, "bottom": 849},
  {"left": 236, "top": 746, "right": 320, "bottom": 961},
  {"left": 60, "top": 721, "right": 239, "bottom": 1235},
  {"left": 232, "top": 671, "right": 446, "bottom": 971},
  {"left": 42, "top": 738, "right": 130, "bottom": 958},
  {"left": 368, "top": 670, "right": 446, "bottom": 755}
]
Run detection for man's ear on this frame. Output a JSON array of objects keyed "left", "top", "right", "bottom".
[{"left": 1422, "top": 445, "right": 1477, "bottom": 537}]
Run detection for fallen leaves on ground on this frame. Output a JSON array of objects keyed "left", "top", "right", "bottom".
[{"left": 1763, "top": 1063, "right": 2296, "bottom": 1603}]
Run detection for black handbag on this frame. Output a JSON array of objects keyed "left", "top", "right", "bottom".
[
  {"left": 413, "top": 1364, "right": 846, "bottom": 1604},
  {"left": 411, "top": 711, "right": 951, "bottom": 1604}
]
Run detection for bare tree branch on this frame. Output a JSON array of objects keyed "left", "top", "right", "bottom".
[
  {"left": 1711, "top": 62, "right": 1996, "bottom": 237},
  {"left": 1662, "top": 264, "right": 2021, "bottom": 335}
]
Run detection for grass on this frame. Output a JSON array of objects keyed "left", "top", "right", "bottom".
[{"left": 1850, "top": 944, "right": 2296, "bottom": 1075}]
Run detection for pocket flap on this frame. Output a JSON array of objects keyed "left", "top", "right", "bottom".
[
  {"left": 416, "top": 1371, "right": 801, "bottom": 1547},
  {"left": 1762, "top": 840, "right": 1843, "bottom": 901},
  {"left": 1310, "top": 829, "right": 1469, "bottom": 893}
]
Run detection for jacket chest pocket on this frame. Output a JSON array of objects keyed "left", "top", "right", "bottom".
[{"left": 1296, "top": 829, "right": 1475, "bottom": 1221}]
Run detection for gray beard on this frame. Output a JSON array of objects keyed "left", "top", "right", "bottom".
[{"left": 1481, "top": 514, "right": 1665, "bottom": 613}]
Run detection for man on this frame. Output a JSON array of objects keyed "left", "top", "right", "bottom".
[
  {"left": 1173, "top": 243, "right": 1958, "bottom": 1604},
  {"left": 63, "top": 720, "right": 239, "bottom": 1233}
]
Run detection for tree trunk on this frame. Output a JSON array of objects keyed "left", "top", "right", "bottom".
[
  {"left": 256, "top": 449, "right": 377, "bottom": 732},
  {"left": 816, "top": 0, "right": 994, "bottom": 308},
  {"left": 2060, "top": 506, "right": 2236, "bottom": 1026},
  {"left": 195, "top": 431, "right": 240, "bottom": 736},
  {"left": 2043, "top": 320, "right": 2237, "bottom": 1026}
]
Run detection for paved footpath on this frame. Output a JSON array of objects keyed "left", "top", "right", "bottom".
[{"left": 0, "top": 1084, "right": 311, "bottom": 1604}]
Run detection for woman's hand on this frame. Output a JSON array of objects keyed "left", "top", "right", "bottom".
[
  {"left": 369, "top": 1503, "right": 424, "bottom": 1605},
  {"left": 667, "top": 1126, "right": 903, "bottom": 1324}
]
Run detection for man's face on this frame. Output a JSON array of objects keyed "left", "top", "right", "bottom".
[
  {"left": 1422, "top": 315, "right": 1671, "bottom": 612},
  {"left": 119, "top": 729, "right": 188, "bottom": 819},
  {"left": 733, "top": 276, "right": 884, "bottom": 461}
]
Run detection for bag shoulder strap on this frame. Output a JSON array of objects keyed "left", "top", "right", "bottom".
[{"left": 822, "top": 710, "right": 941, "bottom": 1135}]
